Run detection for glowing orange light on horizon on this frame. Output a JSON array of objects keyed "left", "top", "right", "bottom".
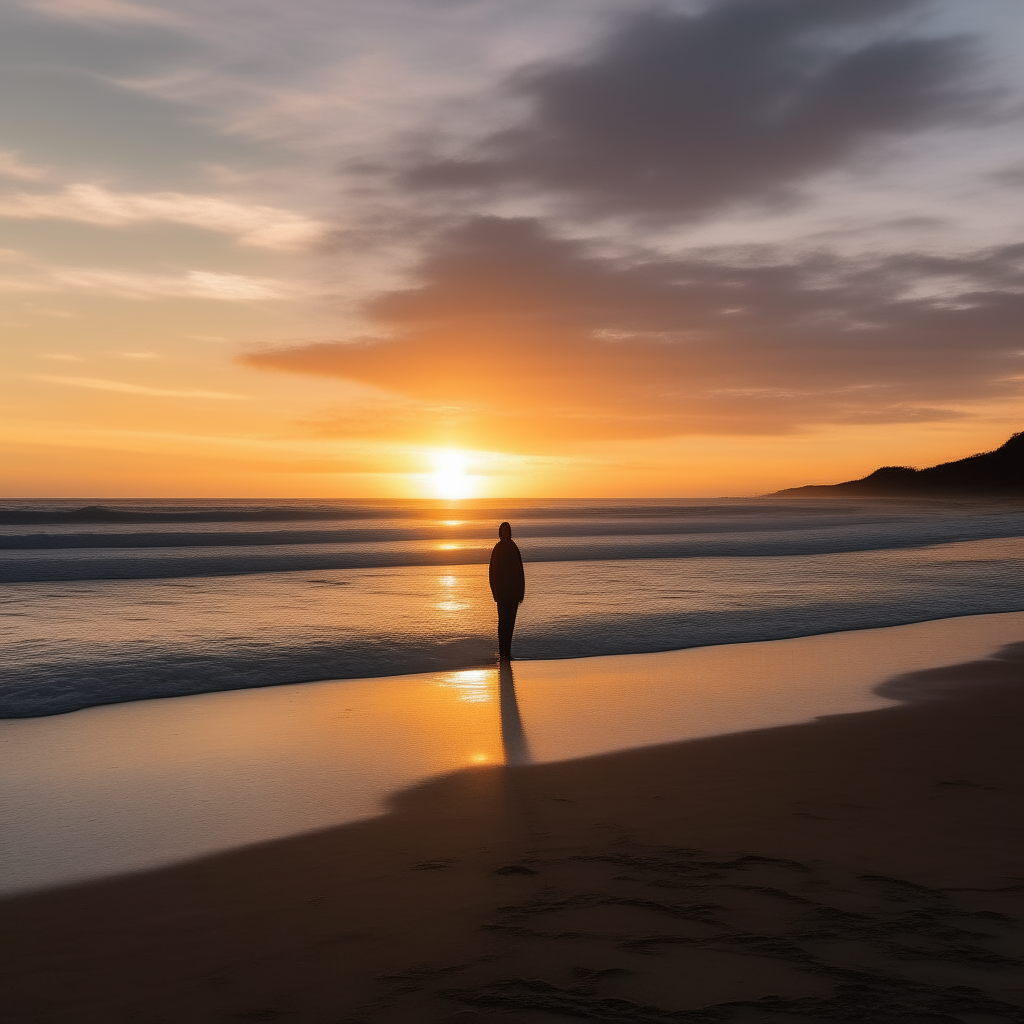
[{"left": 430, "top": 450, "right": 475, "bottom": 499}]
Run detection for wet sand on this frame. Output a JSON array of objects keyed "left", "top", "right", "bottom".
[
  {"left": 3, "top": 641, "right": 1023, "bottom": 1023},
  {"left": 5, "top": 611, "right": 1024, "bottom": 897}
]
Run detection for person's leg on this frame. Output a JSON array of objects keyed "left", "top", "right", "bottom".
[
  {"left": 497, "top": 600, "right": 518, "bottom": 660},
  {"left": 497, "top": 601, "right": 510, "bottom": 660},
  {"left": 502, "top": 601, "right": 518, "bottom": 659}
]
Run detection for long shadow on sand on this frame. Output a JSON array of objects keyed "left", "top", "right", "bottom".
[{"left": 499, "top": 661, "right": 531, "bottom": 767}]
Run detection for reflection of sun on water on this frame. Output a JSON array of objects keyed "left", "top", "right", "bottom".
[{"left": 433, "top": 573, "right": 469, "bottom": 612}]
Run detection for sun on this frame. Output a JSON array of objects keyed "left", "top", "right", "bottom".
[{"left": 431, "top": 450, "right": 474, "bottom": 500}]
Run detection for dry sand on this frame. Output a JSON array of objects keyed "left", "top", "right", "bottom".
[{"left": 3, "top": 642, "right": 1023, "bottom": 1023}]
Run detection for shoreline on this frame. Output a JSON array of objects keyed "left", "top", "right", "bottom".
[
  {"left": 5, "top": 603, "right": 1024, "bottom": 724},
  {"left": 7, "top": 529, "right": 1023, "bottom": 720},
  {"left": 3, "top": 639, "right": 1023, "bottom": 1021},
  {"left": 2, "top": 610, "right": 1024, "bottom": 899}
]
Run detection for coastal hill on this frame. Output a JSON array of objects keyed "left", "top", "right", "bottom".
[{"left": 774, "top": 431, "right": 1023, "bottom": 497}]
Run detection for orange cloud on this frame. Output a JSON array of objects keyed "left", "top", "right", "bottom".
[{"left": 243, "top": 218, "right": 1024, "bottom": 452}]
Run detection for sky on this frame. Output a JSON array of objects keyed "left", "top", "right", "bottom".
[{"left": 1, "top": 0, "right": 1022, "bottom": 499}]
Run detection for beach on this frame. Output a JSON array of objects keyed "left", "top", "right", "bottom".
[
  {"left": 4, "top": 612, "right": 1023, "bottom": 896},
  {"left": 4, "top": 501, "right": 1023, "bottom": 1021},
  {"left": 6, "top": 1, "right": 1023, "bottom": 1017},
  {"left": 7, "top": 0, "right": 1024, "bottom": 1017},
  {"left": 3, "top": 634, "right": 1022, "bottom": 1023}
]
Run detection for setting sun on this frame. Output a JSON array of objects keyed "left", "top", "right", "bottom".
[{"left": 430, "top": 451, "right": 474, "bottom": 500}]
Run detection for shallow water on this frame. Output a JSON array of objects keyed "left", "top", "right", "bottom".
[
  {"left": 2, "top": 498, "right": 1023, "bottom": 717},
  {"left": 1, "top": 611, "right": 1021, "bottom": 896}
]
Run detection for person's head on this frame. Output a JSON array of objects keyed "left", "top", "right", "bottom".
[{"left": 498, "top": 521, "right": 512, "bottom": 541}]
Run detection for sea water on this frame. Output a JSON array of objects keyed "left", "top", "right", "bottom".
[{"left": 2, "top": 497, "right": 1023, "bottom": 718}]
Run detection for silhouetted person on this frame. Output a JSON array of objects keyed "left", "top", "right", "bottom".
[{"left": 489, "top": 521, "right": 525, "bottom": 662}]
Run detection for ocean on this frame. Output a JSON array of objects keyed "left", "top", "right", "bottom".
[{"left": 3, "top": 497, "right": 1023, "bottom": 719}]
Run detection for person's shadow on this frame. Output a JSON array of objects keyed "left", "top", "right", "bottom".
[{"left": 498, "top": 662, "right": 531, "bottom": 766}]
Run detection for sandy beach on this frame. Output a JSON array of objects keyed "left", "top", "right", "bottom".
[{"left": 3, "top": 637, "right": 1022, "bottom": 1023}]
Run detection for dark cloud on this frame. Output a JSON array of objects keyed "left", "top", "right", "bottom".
[
  {"left": 243, "top": 217, "right": 1024, "bottom": 448},
  {"left": 991, "top": 162, "right": 1024, "bottom": 188},
  {"left": 409, "top": 0, "right": 993, "bottom": 217}
]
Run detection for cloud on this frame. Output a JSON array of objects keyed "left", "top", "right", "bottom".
[
  {"left": 27, "top": 374, "right": 246, "bottom": 400},
  {"left": 236, "top": 1, "right": 1020, "bottom": 452},
  {"left": 0, "top": 184, "right": 324, "bottom": 249},
  {"left": 0, "top": 263, "right": 298, "bottom": 300},
  {"left": 7, "top": 0, "right": 1020, "bottom": 461},
  {"left": 242, "top": 216, "right": 1024, "bottom": 447},
  {"left": 57, "top": 268, "right": 294, "bottom": 301},
  {"left": 25, "top": 0, "right": 186, "bottom": 27},
  {"left": 0, "top": 150, "right": 51, "bottom": 183},
  {"left": 409, "top": 0, "right": 998, "bottom": 219}
]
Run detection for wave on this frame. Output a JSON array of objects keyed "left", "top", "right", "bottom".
[
  {"left": 3, "top": 495, "right": 1020, "bottom": 527},
  {"left": 6, "top": 595, "right": 1024, "bottom": 719},
  {"left": 0, "top": 502, "right": 445, "bottom": 526},
  {"left": 4, "top": 500, "right": 1022, "bottom": 719},
  {"left": 0, "top": 499, "right": 789, "bottom": 526},
  {"left": 0, "top": 514, "right": 940, "bottom": 550},
  {"left": 3, "top": 515, "right": 1024, "bottom": 582}
]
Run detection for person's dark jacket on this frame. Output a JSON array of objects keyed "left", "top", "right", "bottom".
[{"left": 489, "top": 538, "right": 525, "bottom": 603}]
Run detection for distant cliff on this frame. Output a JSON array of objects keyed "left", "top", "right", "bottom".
[{"left": 774, "top": 432, "right": 1024, "bottom": 497}]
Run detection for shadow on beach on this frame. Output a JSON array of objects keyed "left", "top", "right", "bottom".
[{"left": 498, "top": 661, "right": 531, "bottom": 766}]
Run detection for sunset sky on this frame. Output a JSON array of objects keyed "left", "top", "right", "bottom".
[{"left": 2, "top": 0, "right": 1022, "bottom": 498}]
